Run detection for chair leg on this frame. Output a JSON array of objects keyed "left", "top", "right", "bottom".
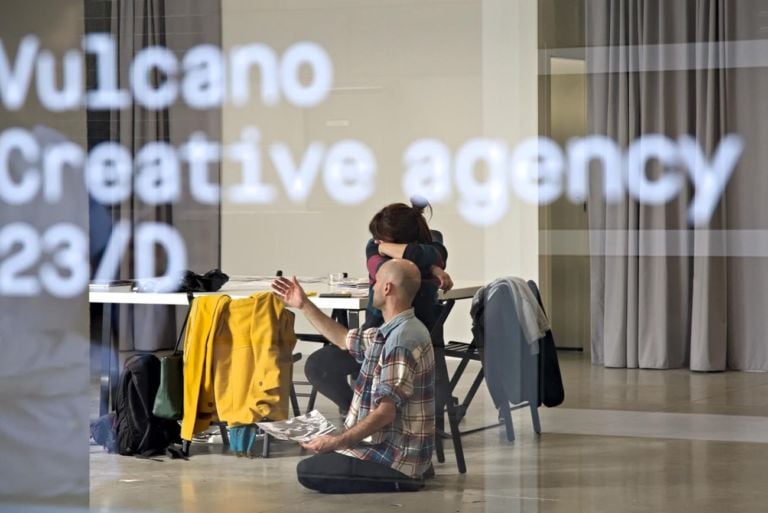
[
  {"left": 262, "top": 431, "right": 271, "bottom": 458},
  {"left": 306, "top": 386, "right": 318, "bottom": 413},
  {"left": 457, "top": 369, "right": 485, "bottom": 423},
  {"left": 448, "top": 354, "right": 472, "bottom": 393},
  {"left": 219, "top": 423, "right": 230, "bottom": 447},
  {"left": 529, "top": 402, "right": 541, "bottom": 434},
  {"left": 499, "top": 405, "right": 515, "bottom": 441},
  {"left": 445, "top": 397, "right": 467, "bottom": 473},
  {"left": 435, "top": 348, "right": 466, "bottom": 471},
  {"left": 289, "top": 385, "right": 301, "bottom": 417},
  {"left": 434, "top": 415, "right": 446, "bottom": 463},
  {"left": 433, "top": 346, "right": 449, "bottom": 465}
]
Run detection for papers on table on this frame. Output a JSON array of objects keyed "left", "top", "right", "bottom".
[
  {"left": 89, "top": 280, "right": 134, "bottom": 291},
  {"left": 334, "top": 278, "right": 369, "bottom": 290},
  {"left": 256, "top": 410, "right": 337, "bottom": 443},
  {"left": 227, "top": 275, "right": 327, "bottom": 284},
  {"left": 329, "top": 278, "right": 369, "bottom": 296},
  {"left": 221, "top": 276, "right": 327, "bottom": 292}
]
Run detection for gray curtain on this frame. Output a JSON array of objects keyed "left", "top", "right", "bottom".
[
  {"left": 587, "top": 0, "right": 768, "bottom": 371},
  {"left": 110, "top": 0, "right": 221, "bottom": 351},
  {"left": 113, "top": 0, "right": 174, "bottom": 351}
]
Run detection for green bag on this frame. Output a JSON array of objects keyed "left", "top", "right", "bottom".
[
  {"left": 153, "top": 299, "right": 192, "bottom": 420},
  {"left": 153, "top": 353, "right": 184, "bottom": 420}
]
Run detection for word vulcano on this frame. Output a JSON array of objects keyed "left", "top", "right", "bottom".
[{"left": 0, "top": 33, "right": 333, "bottom": 111}]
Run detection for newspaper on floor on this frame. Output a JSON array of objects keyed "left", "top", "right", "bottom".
[{"left": 256, "top": 410, "right": 337, "bottom": 443}]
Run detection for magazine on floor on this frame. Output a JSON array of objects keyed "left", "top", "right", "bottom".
[{"left": 256, "top": 410, "right": 337, "bottom": 443}]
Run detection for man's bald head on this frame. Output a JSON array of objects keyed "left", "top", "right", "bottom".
[{"left": 376, "top": 259, "right": 422, "bottom": 306}]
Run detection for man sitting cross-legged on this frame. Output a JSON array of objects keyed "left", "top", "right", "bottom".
[{"left": 271, "top": 259, "right": 435, "bottom": 493}]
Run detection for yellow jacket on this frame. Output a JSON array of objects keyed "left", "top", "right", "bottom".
[{"left": 181, "top": 293, "right": 296, "bottom": 440}]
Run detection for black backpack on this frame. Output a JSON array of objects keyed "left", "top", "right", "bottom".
[{"left": 115, "top": 354, "right": 181, "bottom": 456}]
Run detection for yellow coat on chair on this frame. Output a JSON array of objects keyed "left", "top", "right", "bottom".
[{"left": 181, "top": 293, "right": 297, "bottom": 440}]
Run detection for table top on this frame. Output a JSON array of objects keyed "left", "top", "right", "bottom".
[{"left": 89, "top": 279, "right": 482, "bottom": 308}]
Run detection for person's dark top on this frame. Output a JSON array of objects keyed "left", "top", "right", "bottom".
[{"left": 363, "top": 231, "right": 447, "bottom": 331}]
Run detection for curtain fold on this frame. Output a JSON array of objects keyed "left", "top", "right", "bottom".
[
  {"left": 688, "top": 0, "right": 728, "bottom": 371},
  {"left": 722, "top": 3, "right": 768, "bottom": 371},
  {"left": 111, "top": 0, "right": 175, "bottom": 351},
  {"left": 587, "top": 0, "right": 768, "bottom": 371},
  {"left": 109, "top": 0, "right": 222, "bottom": 351}
]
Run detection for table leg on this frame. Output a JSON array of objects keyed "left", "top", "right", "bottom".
[
  {"left": 331, "top": 309, "right": 348, "bottom": 328},
  {"left": 347, "top": 310, "right": 360, "bottom": 330},
  {"left": 99, "top": 302, "right": 112, "bottom": 417},
  {"left": 109, "top": 304, "right": 124, "bottom": 410}
]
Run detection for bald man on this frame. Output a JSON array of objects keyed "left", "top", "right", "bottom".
[{"left": 272, "top": 259, "right": 435, "bottom": 493}]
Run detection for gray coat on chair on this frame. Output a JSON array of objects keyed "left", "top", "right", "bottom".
[{"left": 475, "top": 279, "right": 540, "bottom": 409}]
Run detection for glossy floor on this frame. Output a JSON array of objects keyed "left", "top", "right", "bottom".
[{"left": 90, "top": 349, "right": 768, "bottom": 513}]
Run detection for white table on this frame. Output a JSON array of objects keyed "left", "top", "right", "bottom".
[
  {"left": 89, "top": 280, "right": 481, "bottom": 311},
  {"left": 90, "top": 280, "right": 482, "bottom": 427}
]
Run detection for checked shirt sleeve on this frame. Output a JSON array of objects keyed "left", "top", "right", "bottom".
[
  {"left": 373, "top": 346, "right": 418, "bottom": 409},
  {"left": 346, "top": 328, "right": 378, "bottom": 364}
]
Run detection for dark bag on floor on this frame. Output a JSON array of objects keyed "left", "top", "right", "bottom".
[
  {"left": 115, "top": 354, "right": 181, "bottom": 456},
  {"left": 153, "top": 303, "right": 192, "bottom": 420}
]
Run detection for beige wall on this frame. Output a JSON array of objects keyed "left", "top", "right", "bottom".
[{"left": 220, "top": 0, "right": 539, "bottom": 339}]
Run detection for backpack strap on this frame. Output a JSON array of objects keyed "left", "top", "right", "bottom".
[
  {"left": 173, "top": 291, "right": 195, "bottom": 355},
  {"left": 135, "top": 451, "right": 164, "bottom": 462},
  {"left": 166, "top": 445, "right": 189, "bottom": 460},
  {"left": 123, "top": 353, "right": 147, "bottom": 368}
]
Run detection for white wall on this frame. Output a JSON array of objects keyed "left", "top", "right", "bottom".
[{"left": 220, "top": 0, "right": 539, "bottom": 341}]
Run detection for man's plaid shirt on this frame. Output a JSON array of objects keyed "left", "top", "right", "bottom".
[{"left": 336, "top": 308, "right": 435, "bottom": 478}]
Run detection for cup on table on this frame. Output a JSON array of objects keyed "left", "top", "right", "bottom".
[{"left": 329, "top": 273, "right": 345, "bottom": 286}]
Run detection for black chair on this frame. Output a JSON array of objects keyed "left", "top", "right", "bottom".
[{"left": 430, "top": 300, "right": 467, "bottom": 474}]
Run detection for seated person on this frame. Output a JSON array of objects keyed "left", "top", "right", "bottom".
[
  {"left": 272, "top": 259, "right": 435, "bottom": 493},
  {"left": 305, "top": 200, "right": 451, "bottom": 414}
]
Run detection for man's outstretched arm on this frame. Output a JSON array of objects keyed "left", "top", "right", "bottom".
[{"left": 271, "top": 276, "right": 348, "bottom": 349}]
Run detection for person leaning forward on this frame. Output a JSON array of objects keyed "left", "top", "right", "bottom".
[{"left": 271, "top": 259, "right": 435, "bottom": 493}]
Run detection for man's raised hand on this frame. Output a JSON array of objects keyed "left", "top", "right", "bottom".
[{"left": 271, "top": 276, "right": 308, "bottom": 309}]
